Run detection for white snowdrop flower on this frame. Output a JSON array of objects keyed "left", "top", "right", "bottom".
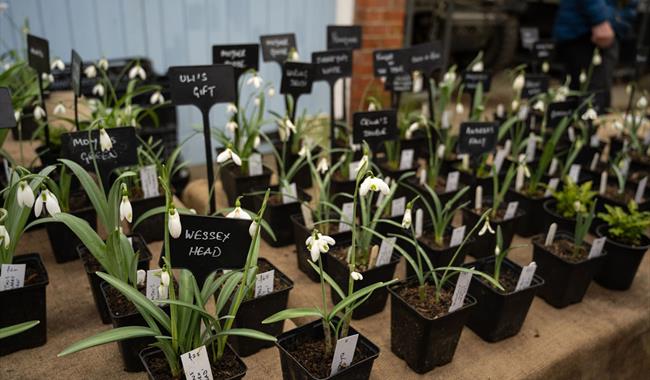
[
  {"left": 248, "top": 220, "right": 258, "bottom": 238},
  {"left": 573, "top": 201, "right": 582, "bottom": 213},
  {"left": 0, "top": 225, "right": 9, "bottom": 248},
  {"left": 168, "top": 208, "right": 182, "bottom": 239},
  {"left": 496, "top": 103, "right": 505, "bottom": 118},
  {"left": 189, "top": 208, "right": 197, "bottom": 214},
  {"left": 149, "top": 91, "right": 164, "bottom": 105},
  {"left": 512, "top": 73, "right": 525, "bottom": 92},
  {"left": 305, "top": 231, "right": 336, "bottom": 262},
  {"left": 471, "top": 61, "right": 484, "bottom": 72},
  {"left": 33, "top": 105, "right": 46, "bottom": 121},
  {"left": 16, "top": 181, "right": 35, "bottom": 208},
  {"left": 455, "top": 102, "right": 464, "bottom": 114},
  {"left": 158, "top": 284, "right": 169, "bottom": 300},
  {"left": 359, "top": 176, "right": 390, "bottom": 196},
  {"left": 351, "top": 271, "right": 363, "bottom": 281},
  {"left": 41, "top": 72, "right": 54, "bottom": 82},
  {"left": 226, "top": 205, "right": 252, "bottom": 220},
  {"left": 216, "top": 148, "right": 242, "bottom": 166},
  {"left": 267, "top": 87, "right": 275, "bottom": 97},
  {"left": 533, "top": 100, "right": 545, "bottom": 113},
  {"left": 436, "top": 144, "right": 446, "bottom": 159},
  {"left": 579, "top": 70, "right": 587, "bottom": 84},
  {"left": 87, "top": 99, "right": 99, "bottom": 112},
  {"left": 53, "top": 102, "right": 66, "bottom": 115},
  {"left": 129, "top": 64, "right": 146, "bottom": 80},
  {"left": 494, "top": 245, "right": 501, "bottom": 256},
  {"left": 405, "top": 122, "right": 419, "bottom": 140},
  {"left": 368, "top": 102, "right": 377, "bottom": 111},
  {"left": 254, "top": 135, "right": 261, "bottom": 148},
  {"left": 581, "top": 108, "right": 597, "bottom": 121},
  {"left": 254, "top": 96, "right": 261, "bottom": 107},
  {"left": 34, "top": 189, "right": 61, "bottom": 217},
  {"left": 542, "top": 61, "right": 550, "bottom": 73},
  {"left": 298, "top": 144, "right": 308, "bottom": 157},
  {"left": 478, "top": 218, "right": 495, "bottom": 236},
  {"left": 50, "top": 58, "right": 64, "bottom": 71},
  {"left": 247, "top": 72, "right": 263, "bottom": 88},
  {"left": 316, "top": 157, "right": 329, "bottom": 174},
  {"left": 443, "top": 70, "right": 456, "bottom": 85},
  {"left": 613, "top": 120, "right": 624, "bottom": 131},
  {"left": 84, "top": 65, "right": 97, "bottom": 78},
  {"left": 225, "top": 121, "right": 238, "bottom": 133},
  {"left": 511, "top": 99, "right": 519, "bottom": 111},
  {"left": 637, "top": 96, "right": 648, "bottom": 110},
  {"left": 120, "top": 195, "right": 133, "bottom": 223},
  {"left": 99, "top": 128, "right": 113, "bottom": 152},
  {"left": 278, "top": 118, "right": 296, "bottom": 142},
  {"left": 401, "top": 207, "right": 412, "bottom": 229},
  {"left": 592, "top": 50, "right": 602, "bottom": 66},
  {"left": 226, "top": 103, "right": 237, "bottom": 114},
  {"left": 92, "top": 83, "right": 105, "bottom": 97},
  {"left": 14, "top": 110, "right": 20, "bottom": 122},
  {"left": 288, "top": 49, "right": 300, "bottom": 62},
  {"left": 160, "top": 271, "right": 171, "bottom": 287},
  {"left": 136, "top": 270, "right": 146, "bottom": 287},
  {"left": 98, "top": 57, "right": 109, "bottom": 71}
]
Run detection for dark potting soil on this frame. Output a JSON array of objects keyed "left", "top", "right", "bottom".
[
  {"left": 105, "top": 284, "right": 147, "bottom": 317},
  {"left": 285, "top": 332, "right": 372, "bottom": 378},
  {"left": 631, "top": 152, "right": 650, "bottom": 165},
  {"left": 145, "top": 348, "right": 245, "bottom": 380},
  {"left": 630, "top": 171, "right": 650, "bottom": 184},
  {"left": 602, "top": 185, "right": 643, "bottom": 203},
  {"left": 533, "top": 236, "right": 588, "bottom": 264},
  {"left": 68, "top": 192, "right": 90, "bottom": 212},
  {"left": 477, "top": 262, "right": 519, "bottom": 293},
  {"left": 330, "top": 244, "right": 370, "bottom": 272},
  {"left": 80, "top": 249, "right": 103, "bottom": 273},
  {"left": 397, "top": 284, "right": 455, "bottom": 319},
  {"left": 420, "top": 232, "right": 451, "bottom": 250}
]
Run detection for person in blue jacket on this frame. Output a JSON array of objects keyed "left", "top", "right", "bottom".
[{"left": 554, "top": 0, "right": 638, "bottom": 108}]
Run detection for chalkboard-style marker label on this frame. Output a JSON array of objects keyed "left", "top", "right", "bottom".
[
  {"left": 546, "top": 100, "right": 579, "bottom": 129},
  {"left": 280, "top": 62, "right": 314, "bottom": 98},
  {"left": 533, "top": 40, "right": 555, "bottom": 60},
  {"left": 385, "top": 73, "right": 413, "bottom": 93},
  {"left": 168, "top": 214, "right": 253, "bottom": 283},
  {"left": 312, "top": 49, "right": 352, "bottom": 84},
  {"left": 0, "top": 88, "right": 16, "bottom": 129},
  {"left": 352, "top": 110, "right": 397, "bottom": 146},
  {"left": 462, "top": 71, "right": 492, "bottom": 92},
  {"left": 168, "top": 65, "right": 236, "bottom": 112},
  {"left": 27, "top": 34, "right": 50, "bottom": 75},
  {"left": 458, "top": 122, "right": 498, "bottom": 156},
  {"left": 61, "top": 126, "right": 138, "bottom": 171},
  {"left": 327, "top": 25, "right": 362, "bottom": 50},
  {"left": 406, "top": 41, "right": 442, "bottom": 75},
  {"left": 521, "top": 74, "right": 549, "bottom": 99},
  {"left": 71, "top": 49, "right": 82, "bottom": 97},
  {"left": 260, "top": 33, "right": 297, "bottom": 63},
  {"left": 212, "top": 44, "right": 259, "bottom": 80},
  {"left": 373, "top": 49, "right": 408, "bottom": 78}
]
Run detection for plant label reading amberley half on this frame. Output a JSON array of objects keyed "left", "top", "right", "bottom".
[
  {"left": 212, "top": 44, "right": 259, "bottom": 80},
  {"left": 330, "top": 334, "right": 359, "bottom": 376},
  {"left": 462, "top": 71, "right": 492, "bottom": 92},
  {"left": 0, "top": 87, "right": 16, "bottom": 129},
  {"left": 61, "top": 127, "right": 138, "bottom": 172},
  {"left": 168, "top": 65, "right": 236, "bottom": 113},
  {"left": 457, "top": 122, "right": 498, "bottom": 156},
  {"left": 533, "top": 40, "right": 555, "bottom": 60},
  {"left": 260, "top": 33, "right": 297, "bottom": 63},
  {"left": 280, "top": 62, "right": 314, "bottom": 98},
  {"left": 352, "top": 110, "right": 397, "bottom": 146},
  {"left": 327, "top": 25, "right": 362, "bottom": 50},
  {"left": 168, "top": 214, "right": 252, "bottom": 283},
  {"left": 181, "top": 345, "right": 213, "bottom": 380},
  {"left": 27, "top": 34, "right": 50, "bottom": 74},
  {"left": 0, "top": 264, "right": 26, "bottom": 291},
  {"left": 522, "top": 74, "right": 549, "bottom": 98},
  {"left": 312, "top": 50, "right": 352, "bottom": 84},
  {"left": 71, "top": 49, "right": 82, "bottom": 97}
]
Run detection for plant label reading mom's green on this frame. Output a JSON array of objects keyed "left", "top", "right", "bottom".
[
  {"left": 352, "top": 110, "right": 397, "bottom": 147},
  {"left": 458, "top": 122, "right": 498, "bottom": 156},
  {"left": 61, "top": 127, "right": 137, "bottom": 172},
  {"left": 168, "top": 214, "right": 252, "bottom": 283}
]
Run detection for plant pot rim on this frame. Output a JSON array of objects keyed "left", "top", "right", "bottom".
[
  {"left": 417, "top": 230, "right": 476, "bottom": 253},
  {"left": 531, "top": 233, "right": 607, "bottom": 265},
  {"left": 139, "top": 344, "right": 247, "bottom": 380},
  {"left": 252, "top": 184, "right": 311, "bottom": 205},
  {"left": 406, "top": 176, "right": 460, "bottom": 196},
  {"left": 466, "top": 256, "right": 545, "bottom": 296},
  {"left": 0, "top": 253, "right": 49, "bottom": 293},
  {"left": 595, "top": 193, "right": 648, "bottom": 208},
  {"left": 223, "top": 162, "right": 273, "bottom": 177},
  {"left": 243, "top": 257, "right": 294, "bottom": 304},
  {"left": 595, "top": 224, "right": 650, "bottom": 250}
]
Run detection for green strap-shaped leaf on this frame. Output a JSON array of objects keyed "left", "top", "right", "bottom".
[
  {"left": 58, "top": 326, "right": 159, "bottom": 357},
  {"left": 262, "top": 307, "right": 323, "bottom": 324},
  {"left": 213, "top": 328, "right": 277, "bottom": 342},
  {"left": 0, "top": 320, "right": 39, "bottom": 340}
]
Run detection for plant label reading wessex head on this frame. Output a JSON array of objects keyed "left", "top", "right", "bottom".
[
  {"left": 373, "top": 48, "right": 407, "bottom": 78},
  {"left": 168, "top": 65, "right": 236, "bottom": 113},
  {"left": 327, "top": 25, "right": 362, "bottom": 50},
  {"left": 280, "top": 62, "right": 314, "bottom": 98},
  {"left": 168, "top": 214, "right": 253, "bottom": 283},
  {"left": 522, "top": 74, "right": 549, "bottom": 99},
  {"left": 312, "top": 50, "right": 352, "bottom": 84},
  {"left": 533, "top": 40, "right": 555, "bottom": 60},
  {"left": 0, "top": 88, "right": 16, "bottom": 129},
  {"left": 352, "top": 110, "right": 397, "bottom": 147},
  {"left": 27, "top": 34, "right": 50, "bottom": 75},
  {"left": 458, "top": 122, "right": 498, "bottom": 156},
  {"left": 260, "top": 33, "right": 297, "bottom": 63},
  {"left": 546, "top": 100, "right": 579, "bottom": 129},
  {"left": 406, "top": 41, "right": 442, "bottom": 75},
  {"left": 462, "top": 70, "right": 492, "bottom": 92},
  {"left": 61, "top": 127, "right": 138, "bottom": 172},
  {"left": 212, "top": 44, "right": 259, "bottom": 80},
  {"left": 71, "top": 49, "right": 82, "bottom": 97}
]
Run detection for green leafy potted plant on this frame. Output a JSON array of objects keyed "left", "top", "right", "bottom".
[{"left": 542, "top": 177, "right": 596, "bottom": 233}]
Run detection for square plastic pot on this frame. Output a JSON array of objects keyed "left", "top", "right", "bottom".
[
  {"left": 140, "top": 344, "right": 246, "bottom": 380},
  {"left": 219, "top": 163, "right": 272, "bottom": 208},
  {"left": 506, "top": 189, "right": 551, "bottom": 237},
  {"left": 45, "top": 205, "right": 97, "bottom": 263},
  {"left": 594, "top": 224, "right": 650, "bottom": 290}
]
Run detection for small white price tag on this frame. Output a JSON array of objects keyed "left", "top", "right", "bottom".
[
  {"left": 139, "top": 165, "right": 160, "bottom": 199},
  {"left": 515, "top": 262, "right": 537, "bottom": 291},
  {"left": 415, "top": 209, "right": 423, "bottom": 238},
  {"left": 145, "top": 269, "right": 162, "bottom": 302},
  {"left": 0, "top": 264, "right": 26, "bottom": 291},
  {"left": 301, "top": 204, "right": 314, "bottom": 229},
  {"left": 445, "top": 171, "right": 459, "bottom": 192},
  {"left": 330, "top": 334, "right": 359, "bottom": 376},
  {"left": 449, "top": 270, "right": 473, "bottom": 313},
  {"left": 376, "top": 237, "right": 397, "bottom": 267},
  {"left": 349, "top": 161, "right": 361, "bottom": 180},
  {"left": 339, "top": 202, "right": 354, "bottom": 232},
  {"left": 418, "top": 168, "right": 427, "bottom": 186},
  {"left": 588, "top": 237, "right": 606, "bottom": 259},
  {"left": 248, "top": 153, "right": 263, "bottom": 176},
  {"left": 644, "top": 131, "right": 650, "bottom": 145},
  {"left": 545, "top": 178, "right": 559, "bottom": 197},
  {"left": 493, "top": 149, "right": 508, "bottom": 173},
  {"left": 568, "top": 164, "right": 581, "bottom": 183},
  {"left": 254, "top": 270, "right": 275, "bottom": 298},
  {"left": 504, "top": 201, "right": 519, "bottom": 220},
  {"left": 391, "top": 196, "right": 406, "bottom": 217},
  {"left": 525, "top": 134, "right": 536, "bottom": 162},
  {"left": 441, "top": 110, "right": 451, "bottom": 129},
  {"left": 281, "top": 182, "right": 297, "bottom": 204},
  {"left": 399, "top": 149, "right": 414, "bottom": 170},
  {"left": 635, "top": 177, "right": 647, "bottom": 203},
  {"left": 181, "top": 346, "right": 213, "bottom": 380},
  {"left": 590, "top": 134, "right": 600, "bottom": 148},
  {"left": 567, "top": 127, "right": 575, "bottom": 142},
  {"left": 450, "top": 225, "right": 466, "bottom": 247},
  {"left": 590, "top": 153, "right": 600, "bottom": 171}
]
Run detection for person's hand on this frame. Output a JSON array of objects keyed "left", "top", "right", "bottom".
[{"left": 591, "top": 21, "right": 615, "bottom": 48}]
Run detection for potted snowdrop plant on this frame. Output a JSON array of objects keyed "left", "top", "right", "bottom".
[
  {"left": 595, "top": 151, "right": 649, "bottom": 214},
  {"left": 0, "top": 164, "right": 55, "bottom": 356}
]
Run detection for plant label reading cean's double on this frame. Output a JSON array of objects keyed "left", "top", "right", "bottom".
[
  {"left": 280, "top": 62, "right": 314, "bottom": 98},
  {"left": 61, "top": 127, "right": 138, "bottom": 172},
  {"left": 0, "top": 88, "right": 16, "bottom": 129},
  {"left": 168, "top": 65, "right": 236, "bottom": 113},
  {"left": 327, "top": 25, "right": 362, "bottom": 50},
  {"left": 457, "top": 122, "right": 498, "bottom": 156},
  {"left": 27, "top": 34, "right": 50, "bottom": 74},
  {"left": 212, "top": 44, "right": 259, "bottom": 80},
  {"left": 260, "top": 33, "right": 297, "bottom": 63},
  {"left": 352, "top": 109, "right": 398, "bottom": 146}
]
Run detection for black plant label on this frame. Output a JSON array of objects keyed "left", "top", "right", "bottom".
[
  {"left": 533, "top": 40, "right": 555, "bottom": 60},
  {"left": 462, "top": 71, "right": 492, "bottom": 92},
  {"left": 0, "top": 88, "right": 16, "bottom": 129},
  {"left": 458, "top": 122, "right": 498, "bottom": 156},
  {"left": 327, "top": 25, "right": 362, "bottom": 50},
  {"left": 522, "top": 74, "right": 549, "bottom": 99},
  {"left": 168, "top": 65, "right": 236, "bottom": 113},
  {"left": 27, "top": 34, "right": 50, "bottom": 74},
  {"left": 61, "top": 126, "right": 138, "bottom": 171},
  {"left": 280, "top": 62, "right": 314, "bottom": 98},
  {"left": 353, "top": 110, "right": 397, "bottom": 146},
  {"left": 260, "top": 33, "right": 297, "bottom": 63},
  {"left": 312, "top": 49, "right": 352, "bottom": 84},
  {"left": 212, "top": 44, "right": 259, "bottom": 80}
]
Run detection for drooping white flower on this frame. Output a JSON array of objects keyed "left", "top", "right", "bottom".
[
  {"left": 53, "top": 102, "right": 66, "bottom": 115},
  {"left": 637, "top": 96, "right": 648, "bottom": 110},
  {"left": 120, "top": 195, "right": 133, "bottom": 223},
  {"left": 84, "top": 65, "right": 97, "bottom": 78},
  {"left": 216, "top": 148, "right": 242, "bottom": 166},
  {"left": 496, "top": 103, "right": 505, "bottom": 118},
  {"left": 0, "top": 225, "right": 10, "bottom": 248},
  {"left": 98, "top": 57, "right": 109, "bottom": 71},
  {"left": 511, "top": 99, "right": 519, "bottom": 111},
  {"left": 573, "top": 201, "right": 582, "bottom": 213},
  {"left": 471, "top": 61, "right": 484, "bottom": 72},
  {"left": 455, "top": 102, "right": 464, "bottom": 114},
  {"left": 404, "top": 122, "right": 419, "bottom": 140},
  {"left": 136, "top": 270, "right": 146, "bottom": 287},
  {"left": 34, "top": 189, "right": 61, "bottom": 217},
  {"left": 225, "top": 121, "right": 238, "bottom": 133},
  {"left": 579, "top": 70, "right": 587, "bottom": 84},
  {"left": 226, "top": 205, "right": 252, "bottom": 220},
  {"left": 542, "top": 61, "right": 550, "bottom": 73},
  {"left": 351, "top": 271, "right": 363, "bottom": 281},
  {"left": 16, "top": 181, "right": 35, "bottom": 208},
  {"left": 581, "top": 108, "right": 597, "bottom": 121},
  {"left": 160, "top": 271, "right": 171, "bottom": 287},
  {"left": 33, "top": 105, "right": 46, "bottom": 121},
  {"left": 316, "top": 157, "right": 329, "bottom": 174},
  {"left": 254, "top": 135, "right": 261, "bottom": 148},
  {"left": 149, "top": 91, "right": 164, "bottom": 105},
  {"left": 613, "top": 120, "right": 624, "bottom": 131},
  {"left": 14, "top": 110, "right": 21, "bottom": 122},
  {"left": 99, "top": 128, "right": 113, "bottom": 152},
  {"left": 50, "top": 58, "right": 64, "bottom": 71},
  {"left": 305, "top": 231, "right": 336, "bottom": 262},
  {"left": 478, "top": 218, "right": 495, "bottom": 236},
  {"left": 92, "top": 83, "right": 105, "bottom": 97},
  {"left": 278, "top": 118, "right": 296, "bottom": 142},
  {"left": 254, "top": 96, "right": 261, "bottom": 107},
  {"left": 359, "top": 175, "right": 390, "bottom": 196},
  {"left": 247, "top": 73, "right": 263, "bottom": 88},
  {"left": 168, "top": 208, "right": 182, "bottom": 239},
  {"left": 401, "top": 207, "right": 412, "bottom": 229},
  {"left": 226, "top": 103, "right": 237, "bottom": 114},
  {"left": 368, "top": 102, "right": 377, "bottom": 111},
  {"left": 249, "top": 220, "right": 258, "bottom": 238},
  {"left": 128, "top": 64, "right": 146, "bottom": 80},
  {"left": 42, "top": 72, "right": 54, "bottom": 82},
  {"left": 533, "top": 100, "right": 545, "bottom": 113},
  {"left": 288, "top": 49, "right": 300, "bottom": 62},
  {"left": 436, "top": 144, "right": 446, "bottom": 159},
  {"left": 592, "top": 49, "right": 602, "bottom": 66},
  {"left": 512, "top": 73, "right": 525, "bottom": 92},
  {"left": 494, "top": 245, "right": 501, "bottom": 257},
  {"left": 267, "top": 87, "right": 275, "bottom": 97},
  {"left": 442, "top": 70, "right": 456, "bottom": 85},
  {"left": 158, "top": 284, "right": 169, "bottom": 300}
]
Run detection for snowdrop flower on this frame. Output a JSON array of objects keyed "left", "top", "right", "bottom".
[
  {"left": 84, "top": 65, "right": 97, "bottom": 78},
  {"left": 14, "top": 110, "right": 20, "bottom": 122},
  {"left": 225, "top": 121, "right": 238, "bottom": 133},
  {"left": 494, "top": 245, "right": 501, "bottom": 257},
  {"left": 120, "top": 195, "right": 132, "bottom": 223},
  {"left": 50, "top": 58, "right": 64, "bottom": 71},
  {"left": 98, "top": 57, "right": 109, "bottom": 71},
  {"left": 592, "top": 49, "right": 602, "bottom": 66},
  {"left": 573, "top": 201, "right": 582, "bottom": 213},
  {"left": 442, "top": 70, "right": 456, "bottom": 85},
  {"left": 471, "top": 61, "right": 484, "bottom": 72},
  {"left": 226, "top": 103, "right": 237, "bottom": 115},
  {"left": 278, "top": 118, "right": 296, "bottom": 142},
  {"left": 533, "top": 100, "right": 545, "bottom": 113},
  {"left": 129, "top": 64, "right": 146, "bottom": 80},
  {"left": 216, "top": 147, "right": 242, "bottom": 166},
  {"left": 150, "top": 91, "right": 164, "bottom": 105},
  {"left": 401, "top": 206, "right": 412, "bottom": 229},
  {"left": 99, "top": 128, "right": 113, "bottom": 152},
  {"left": 16, "top": 181, "right": 35, "bottom": 208},
  {"left": 298, "top": 144, "right": 308, "bottom": 157},
  {"left": 158, "top": 284, "right": 169, "bottom": 300},
  {"left": 249, "top": 220, "right": 258, "bottom": 238},
  {"left": 368, "top": 102, "right": 377, "bottom": 111},
  {"left": 542, "top": 61, "right": 550, "bottom": 73},
  {"left": 92, "top": 83, "right": 105, "bottom": 97},
  {"left": 405, "top": 122, "right": 419, "bottom": 139},
  {"left": 305, "top": 231, "right": 336, "bottom": 262},
  {"left": 579, "top": 70, "right": 587, "bottom": 84},
  {"left": 351, "top": 271, "right": 363, "bottom": 281},
  {"left": 496, "top": 103, "right": 505, "bottom": 118},
  {"left": 359, "top": 175, "right": 390, "bottom": 196},
  {"left": 455, "top": 102, "right": 464, "bottom": 114},
  {"left": 316, "top": 157, "right": 329, "bottom": 174},
  {"left": 478, "top": 218, "right": 495, "bottom": 236},
  {"left": 267, "top": 87, "right": 275, "bottom": 97},
  {"left": 226, "top": 199, "right": 252, "bottom": 220},
  {"left": 136, "top": 270, "right": 146, "bottom": 287},
  {"left": 168, "top": 208, "right": 182, "bottom": 239},
  {"left": 288, "top": 48, "right": 300, "bottom": 62},
  {"left": 42, "top": 72, "right": 54, "bottom": 82},
  {"left": 637, "top": 96, "right": 648, "bottom": 110},
  {"left": 511, "top": 99, "right": 519, "bottom": 111},
  {"left": 160, "top": 271, "right": 170, "bottom": 287},
  {"left": 0, "top": 225, "right": 9, "bottom": 248},
  {"left": 34, "top": 189, "right": 61, "bottom": 217},
  {"left": 33, "top": 105, "right": 46, "bottom": 121},
  {"left": 436, "top": 144, "right": 446, "bottom": 159},
  {"left": 512, "top": 73, "right": 525, "bottom": 92},
  {"left": 247, "top": 72, "right": 263, "bottom": 88},
  {"left": 581, "top": 108, "right": 597, "bottom": 121},
  {"left": 613, "top": 120, "right": 624, "bottom": 131},
  {"left": 254, "top": 135, "right": 261, "bottom": 148},
  {"left": 254, "top": 96, "right": 261, "bottom": 107},
  {"left": 555, "top": 86, "right": 569, "bottom": 102},
  {"left": 53, "top": 102, "right": 66, "bottom": 115}
]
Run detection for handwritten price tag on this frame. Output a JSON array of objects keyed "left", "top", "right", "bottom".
[
  {"left": 0, "top": 264, "right": 26, "bottom": 291},
  {"left": 504, "top": 201, "right": 519, "bottom": 220},
  {"left": 514, "top": 262, "right": 537, "bottom": 291},
  {"left": 181, "top": 346, "right": 213, "bottom": 380},
  {"left": 399, "top": 149, "right": 414, "bottom": 170},
  {"left": 145, "top": 269, "right": 162, "bottom": 302},
  {"left": 376, "top": 237, "right": 397, "bottom": 267},
  {"left": 254, "top": 270, "right": 275, "bottom": 298},
  {"left": 588, "top": 237, "right": 606, "bottom": 259},
  {"left": 450, "top": 225, "right": 466, "bottom": 247},
  {"left": 339, "top": 202, "right": 354, "bottom": 232},
  {"left": 248, "top": 153, "right": 263, "bottom": 176},
  {"left": 445, "top": 171, "right": 459, "bottom": 192},
  {"left": 281, "top": 182, "right": 298, "bottom": 204},
  {"left": 140, "top": 165, "right": 160, "bottom": 199},
  {"left": 330, "top": 334, "right": 359, "bottom": 376},
  {"left": 391, "top": 196, "right": 406, "bottom": 217},
  {"left": 449, "top": 270, "right": 473, "bottom": 313}
]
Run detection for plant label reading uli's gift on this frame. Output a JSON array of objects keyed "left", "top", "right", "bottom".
[
  {"left": 254, "top": 270, "right": 275, "bottom": 298},
  {"left": 145, "top": 269, "right": 162, "bottom": 302},
  {"left": 27, "top": 34, "right": 50, "bottom": 75},
  {"left": 0, "top": 88, "right": 16, "bottom": 129},
  {"left": 449, "top": 270, "right": 473, "bottom": 313},
  {"left": 515, "top": 262, "right": 537, "bottom": 291},
  {"left": 0, "top": 264, "right": 26, "bottom": 291},
  {"left": 212, "top": 44, "right": 259, "bottom": 80},
  {"left": 588, "top": 237, "right": 606, "bottom": 259},
  {"left": 352, "top": 110, "right": 397, "bottom": 147},
  {"left": 61, "top": 127, "right": 138, "bottom": 174},
  {"left": 330, "top": 334, "right": 359, "bottom": 376},
  {"left": 457, "top": 122, "right": 497, "bottom": 157},
  {"left": 181, "top": 345, "right": 213, "bottom": 380},
  {"left": 462, "top": 71, "right": 492, "bottom": 92},
  {"left": 168, "top": 214, "right": 252, "bottom": 284},
  {"left": 139, "top": 165, "right": 160, "bottom": 199},
  {"left": 327, "top": 25, "right": 362, "bottom": 50},
  {"left": 376, "top": 237, "right": 397, "bottom": 267},
  {"left": 312, "top": 50, "right": 352, "bottom": 84},
  {"left": 260, "top": 33, "right": 297, "bottom": 63}
]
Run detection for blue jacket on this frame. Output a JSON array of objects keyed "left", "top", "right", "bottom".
[{"left": 554, "top": 0, "right": 638, "bottom": 42}]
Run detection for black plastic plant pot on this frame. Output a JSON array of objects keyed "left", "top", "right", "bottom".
[
  {"left": 461, "top": 204, "right": 525, "bottom": 258},
  {"left": 327, "top": 247, "right": 400, "bottom": 320},
  {"left": 132, "top": 195, "right": 166, "bottom": 243},
  {"left": 253, "top": 185, "right": 310, "bottom": 247},
  {"left": 541, "top": 199, "right": 577, "bottom": 234},
  {"left": 507, "top": 189, "right": 551, "bottom": 237},
  {"left": 405, "top": 234, "right": 475, "bottom": 279},
  {"left": 531, "top": 233, "right": 606, "bottom": 308},
  {"left": 0, "top": 253, "right": 49, "bottom": 356},
  {"left": 388, "top": 280, "right": 476, "bottom": 374},
  {"left": 219, "top": 163, "right": 272, "bottom": 208},
  {"left": 290, "top": 214, "right": 352, "bottom": 282},
  {"left": 275, "top": 318, "right": 380, "bottom": 380},
  {"left": 594, "top": 224, "right": 650, "bottom": 291},
  {"left": 140, "top": 344, "right": 247, "bottom": 380},
  {"left": 465, "top": 257, "right": 544, "bottom": 342},
  {"left": 229, "top": 258, "right": 294, "bottom": 357},
  {"left": 45, "top": 205, "right": 97, "bottom": 263},
  {"left": 78, "top": 234, "right": 153, "bottom": 324}
]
